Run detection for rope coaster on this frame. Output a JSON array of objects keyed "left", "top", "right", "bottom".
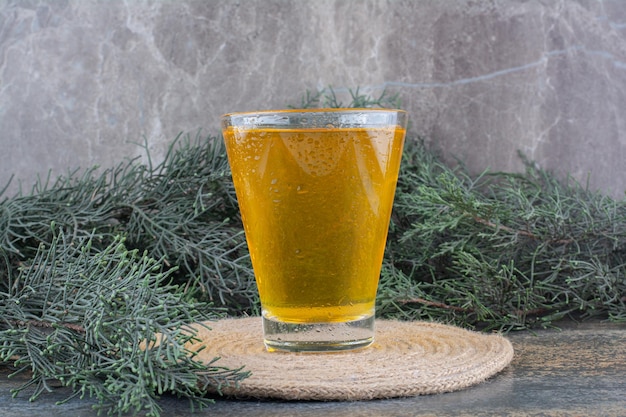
[{"left": 187, "top": 317, "right": 514, "bottom": 401}]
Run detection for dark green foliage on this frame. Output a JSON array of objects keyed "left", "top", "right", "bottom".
[
  {"left": 0, "top": 133, "right": 255, "bottom": 314},
  {"left": 0, "top": 133, "right": 253, "bottom": 416},
  {"left": 380, "top": 140, "right": 626, "bottom": 331},
  {"left": 0, "top": 232, "right": 248, "bottom": 416}
]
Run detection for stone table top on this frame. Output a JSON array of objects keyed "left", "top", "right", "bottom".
[{"left": 1, "top": 319, "right": 625, "bottom": 417}]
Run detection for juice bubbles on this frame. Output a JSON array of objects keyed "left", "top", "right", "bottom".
[{"left": 222, "top": 109, "right": 407, "bottom": 352}]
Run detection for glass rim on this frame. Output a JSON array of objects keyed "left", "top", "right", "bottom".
[
  {"left": 221, "top": 107, "right": 406, "bottom": 117},
  {"left": 221, "top": 108, "right": 408, "bottom": 130}
]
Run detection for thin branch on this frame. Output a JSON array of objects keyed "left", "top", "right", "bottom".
[
  {"left": 5, "top": 319, "right": 86, "bottom": 334},
  {"left": 396, "top": 297, "right": 468, "bottom": 313},
  {"left": 472, "top": 215, "right": 574, "bottom": 245}
]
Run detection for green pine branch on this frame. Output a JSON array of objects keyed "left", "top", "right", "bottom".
[
  {"left": 1, "top": 231, "right": 248, "bottom": 416},
  {"left": 379, "top": 140, "right": 626, "bottom": 331},
  {"left": 1, "top": 133, "right": 254, "bottom": 416}
]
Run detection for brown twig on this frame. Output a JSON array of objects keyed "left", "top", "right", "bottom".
[
  {"left": 397, "top": 297, "right": 552, "bottom": 318},
  {"left": 472, "top": 216, "right": 574, "bottom": 245},
  {"left": 7, "top": 319, "right": 86, "bottom": 334},
  {"left": 472, "top": 216, "right": 536, "bottom": 239},
  {"left": 396, "top": 297, "right": 468, "bottom": 312}
]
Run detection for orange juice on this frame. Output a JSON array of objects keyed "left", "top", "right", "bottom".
[{"left": 223, "top": 125, "right": 405, "bottom": 323}]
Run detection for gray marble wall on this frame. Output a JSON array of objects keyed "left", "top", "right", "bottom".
[{"left": 1, "top": 0, "right": 625, "bottom": 198}]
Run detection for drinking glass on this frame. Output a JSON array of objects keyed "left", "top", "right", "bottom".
[{"left": 222, "top": 108, "right": 407, "bottom": 352}]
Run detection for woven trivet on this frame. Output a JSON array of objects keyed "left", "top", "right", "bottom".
[{"left": 186, "top": 317, "right": 514, "bottom": 401}]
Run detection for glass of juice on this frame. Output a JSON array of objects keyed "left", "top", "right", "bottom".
[{"left": 221, "top": 108, "right": 407, "bottom": 352}]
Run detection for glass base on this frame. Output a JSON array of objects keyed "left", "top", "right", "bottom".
[{"left": 262, "top": 314, "right": 375, "bottom": 352}]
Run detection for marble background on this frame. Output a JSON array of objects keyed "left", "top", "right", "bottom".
[{"left": 1, "top": 0, "right": 625, "bottom": 198}]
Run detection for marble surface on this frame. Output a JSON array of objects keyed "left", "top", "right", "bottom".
[{"left": 1, "top": 0, "right": 625, "bottom": 197}]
